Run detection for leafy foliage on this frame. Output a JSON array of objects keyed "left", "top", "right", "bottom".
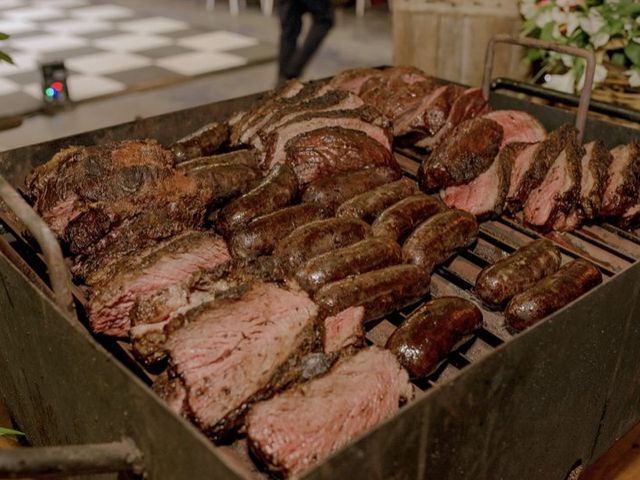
[{"left": 0, "top": 31, "right": 12, "bottom": 65}]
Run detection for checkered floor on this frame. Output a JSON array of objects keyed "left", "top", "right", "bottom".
[{"left": 0, "top": 0, "right": 276, "bottom": 116}]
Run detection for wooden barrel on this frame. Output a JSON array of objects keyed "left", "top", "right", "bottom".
[{"left": 392, "top": 0, "right": 527, "bottom": 86}]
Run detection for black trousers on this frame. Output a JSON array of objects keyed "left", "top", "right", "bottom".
[{"left": 278, "top": 0, "right": 334, "bottom": 80}]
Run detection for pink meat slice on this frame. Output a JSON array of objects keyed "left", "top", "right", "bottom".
[
  {"left": 323, "top": 306, "right": 365, "bottom": 354},
  {"left": 246, "top": 347, "right": 413, "bottom": 477},
  {"left": 601, "top": 142, "right": 640, "bottom": 217},
  {"left": 483, "top": 110, "right": 547, "bottom": 146},
  {"left": 505, "top": 142, "right": 539, "bottom": 207}
]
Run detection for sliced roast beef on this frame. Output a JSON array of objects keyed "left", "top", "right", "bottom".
[
  {"left": 283, "top": 126, "right": 399, "bottom": 184},
  {"left": 504, "top": 124, "right": 576, "bottom": 213},
  {"left": 328, "top": 66, "right": 430, "bottom": 95},
  {"left": 441, "top": 141, "right": 520, "bottom": 217},
  {"left": 601, "top": 141, "right": 640, "bottom": 217},
  {"left": 327, "top": 67, "right": 382, "bottom": 94},
  {"left": 261, "top": 107, "right": 392, "bottom": 170},
  {"left": 418, "top": 117, "right": 503, "bottom": 190},
  {"left": 414, "top": 87, "right": 491, "bottom": 150},
  {"left": 483, "top": 110, "right": 547, "bottom": 146},
  {"left": 26, "top": 139, "right": 174, "bottom": 236},
  {"left": 87, "top": 231, "right": 231, "bottom": 337},
  {"left": 524, "top": 131, "right": 584, "bottom": 230},
  {"left": 323, "top": 306, "right": 365, "bottom": 355},
  {"left": 246, "top": 347, "right": 413, "bottom": 477},
  {"left": 163, "top": 282, "right": 320, "bottom": 442}
]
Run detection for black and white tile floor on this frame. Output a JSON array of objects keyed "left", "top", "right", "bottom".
[{"left": 0, "top": 0, "right": 275, "bottom": 115}]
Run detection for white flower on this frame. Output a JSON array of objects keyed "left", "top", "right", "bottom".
[
  {"left": 591, "top": 32, "right": 610, "bottom": 49},
  {"left": 625, "top": 69, "right": 640, "bottom": 88},
  {"left": 561, "top": 54, "right": 575, "bottom": 68},
  {"left": 578, "top": 63, "right": 608, "bottom": 90},
  {"left": 580, "top": 9, "right": 605, "bottom": 35},
  {"left": 535, "top": 10, "right": 553, "bottom": 28},
  {"left": 550, "top": 6, "right": 568, "bottom": 25},
  {"left": 566, "top": 12, "right": 581, "bottom": 36},
  {"left": 520, "top": 0, "right": 537, "bottom": 19},
  {"left": 544, "top": 71, "right": 576, "bottom": 94},
  {"left": 633, "top": 37, "right": 640, "bottom": 44}
]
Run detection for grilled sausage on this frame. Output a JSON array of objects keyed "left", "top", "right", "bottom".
[
  {"left": 505, "top": 259, "right": 602, "bottom": 331},
  {"left": 275, "top": 217, "right": 371, "bottom": 272},
  {"left": 475, "top": 239, "right": 562, "bottom": 307},
  {"left": 185, "top": 163, "right": 262, "bottom": 207},
  {"left": 216, "top": 164, "right": 298, "bottom": 237},
  {"left": 335, "top": 178, "right": 419, "bottom": 223},
  {"left": 170, "top": 122, "right": 230, "bottom": 161},
  {"left": 314, "top": 264, "right": 430, "bottom": 322},
  {"left": 177, "top": 149, "right": 260, "bottom": 170},
  {"left": 302, "top": 167, "right": 401, "bottom": 213},
  {"left": 228, "top": 203, "right": 327, "bottom": 259},
  {"left": 371, "top": 194, "right": 446, "bottom": 242},
  {"left": 386, "top": 297, "right": 482, "bottom": 378},
  {"left": 295, "top": 237, "right": 403, "bottom": 293},
  {"left": 402, "top": 210, "right": 479, "bottom": 274}
]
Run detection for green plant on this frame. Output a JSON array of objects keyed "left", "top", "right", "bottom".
[
  {"left": 0, "top": 31, "right": 13, "bottom": 65},
  {"left": 0, "top": 427, "right": 24, "bottom": 437},
  {"left": 519, "top": 0, "right": 640, "bottom": 93}
]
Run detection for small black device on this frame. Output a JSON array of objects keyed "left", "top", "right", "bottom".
[{"left": 40, "top": 61, "right": 70, "bottom": 106}]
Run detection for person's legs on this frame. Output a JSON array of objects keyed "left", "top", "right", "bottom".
[
  {"left": 285, "top": 0, "right": 334, "bottom": 79},
  {"left": 278, "top": 0, "right": 304, "bottom": 81}
]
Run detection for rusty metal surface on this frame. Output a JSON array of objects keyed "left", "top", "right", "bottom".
[{"left": 482, "top": 34, "right": 596, "bottom": 143}]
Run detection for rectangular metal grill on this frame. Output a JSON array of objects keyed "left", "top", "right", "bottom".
[{"left": 1, "top": 81, "right": 640, "bottom": 480}]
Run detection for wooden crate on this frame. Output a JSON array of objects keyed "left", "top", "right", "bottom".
[{"left": 392, "top": 0, "right": 528, "bottom": 86}]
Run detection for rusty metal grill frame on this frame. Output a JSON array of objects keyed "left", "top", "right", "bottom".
[{"left": 0, "top": 85, "right": 639, "bottom": 479}]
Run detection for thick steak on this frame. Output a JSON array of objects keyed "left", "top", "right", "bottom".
[
  {"left": 246, "top": 347, "right": 413, "bottom": 477},
  {"left": 601, "top": 141, "right": 640, "bottom": 217},
  {"left": 323, "top": 306, "right": 365, "bottom": 355}
]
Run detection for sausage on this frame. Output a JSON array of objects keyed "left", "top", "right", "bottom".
[
  {"left": 170, "top": 122, "right": 230, "bottom": 161},
  {"left": 371, "top": 194, "right": 446, "bottom": 242},
  {"left": 295, "top": 237, "right": 403, "bottom": 293},
  {"left": 275, "top": 217, "right": 371, "bottom": 272},
  {"left": 314, "top": 264, "right": 430, "bottom": 322},
  {"left": 185, "top": 163, "right": 262, "bottom": 208},
  {"left": 402, "top": 210, "right": 479, "bottom": 274},
  {"left": 177, "top": 149, "right": 260, "bottom": 170},
  {"left": 302, "top": 167, "right": 401, "bottom": 213},
  {"left": 228, "top": 203, "right": 327, "bottom": 259},
  {"left": 335, "top": 178, "right": 419, "bottom": 223},
  {"left": 215, "top": 164, "right": 298, "bottom": 237},
  {"left": 386, "top": 297, "right": 482, "bottom": 378},
  {"left": 505, "top": 259, "right": 602, "bottom": 331},
  {"left": 475, "top": 238, "right": 562, "bottom": 307}
]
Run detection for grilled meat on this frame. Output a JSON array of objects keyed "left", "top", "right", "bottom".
[
  {"left": 154, "top": 372, "right": 188, "bottom": 417},
  {"left": 483, "top": 110, "right": 547, "bottom": 146},
  {"left": 275, "top": 217, "right": 371, "bottom": 272},
  {"left": 170, "top": 122, "right": 229, "bottom": 161},
  {"left": 163, "top": 282, "right": 320, "bottom": 442},
  {"left": 327, "top": 67, "right": 384, "bottom": 94},
  {"left": 475, "top": 239, "right": 562, "bottom": 308},
  {"left": 26, "top": 139, "right": 174, "bottom": 236},
  {"left": 246, "top": 347, "right": 413, "bottom": 477},
  {"left": 176, "top": 149, "right": 261, "bottom": 170},
  {"left": 441, "top": 142, "right": 519, "bottom": 218},
  {"left": 228, "top": 203, "right": 327, "bottom": 259},
  {"left": 283, "top": 126, "right": 399, "bottom": 184},
  {"left": 185, "top": 163, "right": 263, "bottom": 208},
  {"left": 314, "top": 264, "right": 430, "bottom": 322},
  {"left": 302, "top": 166, "right": 401, "bottom": 213},
  {"left": 524, "top": 129, "right": 584, "bottom": 230},
  {"left": 386, "top": 297, "right": 482, "bottom": 378},
  {"left": 323, "top": 306, "right": 365, "bottom": 355},
  {"left": 371, "top": 194, "right": 446, "bottom": 242},
  {"left": 504, "top": 124, "right": 575, "bottom": 213},
  {"left": 295, "top": 237, "right": 403, "bottom": 294},
  {"left": 403, "top": 210, "right": 479, "bottom": 274},
  {"left": 418, "top": 117, "right": 503, "bottom": 190},
  {"left": 87, "top": 231, "right": 230, "bottom": 337},
  {"left": 505, "top": 259, "right": 602, "bottom": 331},
  {"left": 336, "top": 178, "right": 419, "bottom": 223},
  {"left": 601, "top": 141, "right": 640, "bottom": 217},
  {"left": 215, "top": 164, "right": 298, "bottom": 238}
]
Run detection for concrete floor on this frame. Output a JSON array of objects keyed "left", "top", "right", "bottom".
[{"left": 0, "top": 0, "right": 392, "bottom": 150}]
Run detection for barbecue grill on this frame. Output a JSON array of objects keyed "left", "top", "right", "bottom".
[{"left": 0, "top": 36, "right": 639, "bottom": 480}]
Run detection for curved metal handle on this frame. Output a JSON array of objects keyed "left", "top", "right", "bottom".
[
  {"left": 0, "top": 439, "right": 145, "bottom": 478},
  {"left": 482, "top": 34, "right": 596, "bottom": 143},
  {"left": 0, "top": 174, "right": 75, "bottom": 318}
]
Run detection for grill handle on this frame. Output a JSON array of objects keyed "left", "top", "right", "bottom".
[
  {"left": 482, "top": 34, "right": 596, "bottom": 143},
  {"left": 0, "top": 174, "right": 75, "bottom": 319},
  {"left": 0, "top": 439, "right": 145, "bottom": 478}
]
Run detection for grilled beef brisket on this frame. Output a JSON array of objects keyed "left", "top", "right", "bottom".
[
  {"left": 26, "top": 139, "right": 174, "bottom": 236},
  {"left": 282, "top": 126, "right": 399, "bottom": 184},
  {"left": 483, "top": 110, "right": 547, "bottom": 146},
  {"left": 246, "top": 347, "right": 413, "bottom": 477},
  {"left": 418, "top": 117, "right": 503, "bottom": 190},
  {"left": 87, "top": 231, "right": 230, "bottom": 337},
  {"left": 601, "top": 141, "right": 640, "bottom": 217},
  {"left": 163, "top": 282, "right": 320, "bottom": 441}
]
